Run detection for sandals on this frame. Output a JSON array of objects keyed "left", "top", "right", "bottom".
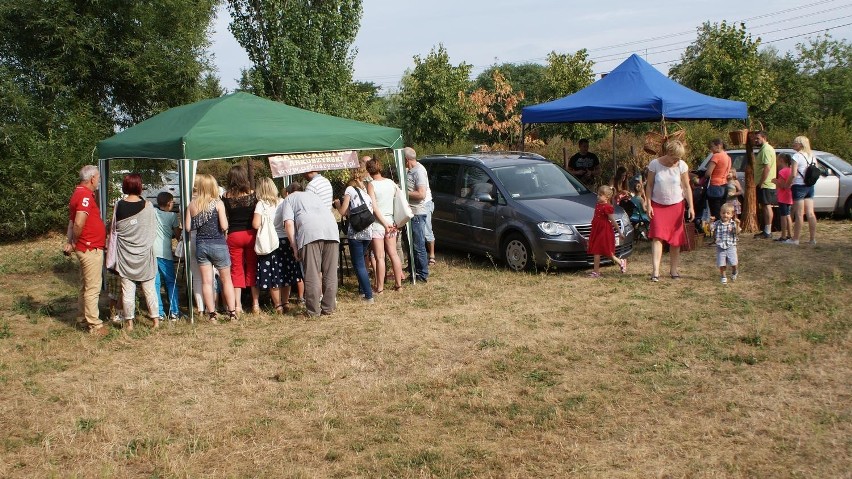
[
  {"left": 207, "top": 312, "right": 219, "bottom": 324},
  {"left": 650, "top": 275, "right": 659, "bottom": 282},
  {"left": 227, "top": 310, "right": 239, "bottom": 321},
  {"left": 428, "top": 257, "right": 436, "bottom": 265},
  {"left": 392, "top": 284, "right": 403, "bottom": 291},
  {"left": 670, "top": 273, "right": 681, "bottom": 280},
  {"left": 587, "top": 271, "right": 601, "bottom": 278},
  {"left": 274, "top": 304, "right": 289, "bottom": 315}
]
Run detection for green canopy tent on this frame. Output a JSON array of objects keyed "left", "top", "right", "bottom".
[{"left": 96, "top": 92, "right": 405, "bottom": 321}]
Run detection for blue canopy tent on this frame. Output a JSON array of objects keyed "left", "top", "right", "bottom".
[
  {"left": 521, "top": 53, "right": 748, "bottom": 172},
  {"left": 522, "top": 54, "right": 748, "bottom": 124}
]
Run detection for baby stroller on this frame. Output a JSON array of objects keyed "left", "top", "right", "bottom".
[{"left": 619, "top": 195, "right": 650, "bottom": 240}]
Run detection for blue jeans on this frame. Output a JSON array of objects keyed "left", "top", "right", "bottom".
[
  {"left": 411, "top": 214, "right": 429, "bottom": 281},
  {"left": 154, "top": 257, "right": 179, "bottom": 316},
  {"left": 348, "top": 238, "right": 373, "bottom": 299}
]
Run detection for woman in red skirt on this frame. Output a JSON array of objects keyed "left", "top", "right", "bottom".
[{"left": 644, "top": 140, "right": 695, "bottom": 282}]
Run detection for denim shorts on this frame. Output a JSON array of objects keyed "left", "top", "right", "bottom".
[
  {"left": 716, "top": 245, "right": 738, "bottom": 267},
  {"left": 196, "top": 241, "right": 231, "bottom": 269},
  {"left": 791, "top": 184, "right": 814, "bottom": 200},
  {"left": 777, "top": 203, "right": 791, "bottom": 216},
  {"left": 424, "top": 200, "right": 435, "bottom": 242}
]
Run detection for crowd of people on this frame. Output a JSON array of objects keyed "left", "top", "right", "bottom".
[
  {"left": 590, "top": 133, "right": 820, "bottom": 284},
  {"left": 64, "top": 147, "right": 435, "bottom": 333},
  {"left": 65, "top": 136, "right": 820, "bottom": 334}
]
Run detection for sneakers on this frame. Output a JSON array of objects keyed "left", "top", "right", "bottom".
[
  {"left": 783, "top": 239, "right": 800, "bottom": 245},
  {"left": 808, "top": 239, "right": 817, "bottom": 245},
  {"left": 167, "top": 312, "right": 182, "bottom": 322},
  {"left": 720, "top": 276, "right": 728, "bottom": 284},
  {"left": 731, "top": 272, "right": 738, "bottom": 281},
  {"left": 362, "top": 297, "right": 375, "bottom": 304},
  {"left": 774, "top": 236, "right": 789, "bottom": 242},
  {"left": 754, "top": 232, "right": 771, "bottom": 239}
]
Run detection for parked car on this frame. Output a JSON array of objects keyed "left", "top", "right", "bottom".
[
  {"left": 697, "top": 149, "right": 852, "bottom": 217},
  {"left": 420, "top": 152, "right": 634, "bottom": 271}
]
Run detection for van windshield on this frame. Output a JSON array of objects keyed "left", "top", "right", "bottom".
[{"left": 493, "top": 163, "right": 588, "bottom": 199}]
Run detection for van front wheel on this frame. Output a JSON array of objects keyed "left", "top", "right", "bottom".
[{"left": 503, "top": 233, "right": 532, "bottom": 271}]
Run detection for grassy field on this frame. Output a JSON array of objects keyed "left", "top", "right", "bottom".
[{"left": 0, "top": 221, "right": 850, "bottom": 478}]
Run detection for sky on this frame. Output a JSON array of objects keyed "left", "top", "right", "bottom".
[{"left": 209, "top": 0, "right": 852, "bottom": 93}]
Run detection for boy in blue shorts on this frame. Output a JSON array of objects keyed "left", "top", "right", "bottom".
[{"left": 154, "top": 192, "right": 182, "bottom": 320}]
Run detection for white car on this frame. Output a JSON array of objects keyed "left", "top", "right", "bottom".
[
  {"left": 111, "top": 170, "right": 181, "bottom": 210},
  {"left": 698, "top": 149, "right": 852, "bottom": 218}
]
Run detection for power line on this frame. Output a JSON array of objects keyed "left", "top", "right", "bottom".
[{"left": 355, "top": 3, "right": 852, "bottom": 88}]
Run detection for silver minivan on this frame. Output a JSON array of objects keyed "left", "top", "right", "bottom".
[{"left": 420, "top": 152, "right": 634, "bottom": 271}]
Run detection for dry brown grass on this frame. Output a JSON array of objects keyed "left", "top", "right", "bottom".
[{"left": 0, "top": 221, "right": 850, "bottom": 478}]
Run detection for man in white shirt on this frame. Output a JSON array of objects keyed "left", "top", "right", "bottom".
[{"left": 303, "top": 171, "right": 333, "bottom": 209}]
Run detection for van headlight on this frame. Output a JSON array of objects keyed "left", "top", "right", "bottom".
[{"left": 538, "top": 221, "right": 576, "bottom": 238}]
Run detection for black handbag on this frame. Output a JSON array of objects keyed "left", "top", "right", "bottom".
[{"left": 347, "top": 187, "right": 374, "bottom": 232}]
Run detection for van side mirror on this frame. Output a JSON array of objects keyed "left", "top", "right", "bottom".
[{"left": 475, "top": 193, "right": 495, "bottom": 203}]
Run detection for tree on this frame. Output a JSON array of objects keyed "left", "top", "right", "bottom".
[
  {"left": 669, "top": 21, "right": 777, "bottom": 115},
  {"left": 473, "top": 63, "right": 547, "bottom": 107},
  {"left": 228, "top": 0, "right": 364, "bottom": 118},
  {"left": 396, "top": 45, "right": 473, "bottom": 145},
  {"left": 795, "top": 34, "right": 852, "bottom": 123},
  {"left": 468, "top": 70, "right": 525, "bottom": 146},
  {"left": 535, "top": 50, "right": 602, "bottom": 142},
  {"left": 0, "top": 0, "right": 219, "bottom": 128},
  {"left": 0, "top": 1, "right": 219, "bottom": 239}
]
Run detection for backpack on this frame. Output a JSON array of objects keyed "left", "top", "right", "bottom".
[{"left": 802, "top": 155, "right": 820, "bottom": 187}]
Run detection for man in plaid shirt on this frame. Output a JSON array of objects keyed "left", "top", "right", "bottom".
[{"left": 711, "top": 203, "right": 740, "bottom": 284}]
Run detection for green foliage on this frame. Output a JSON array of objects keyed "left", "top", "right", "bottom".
[
  {"left": 670, "top": 21, "right": 777, "bottom": 115},
  {"left": 535, "top": 50, "right": 600, "bottom": 141},
  {"left": 0, "top": 0, "right": 220, "bottom": 240},
  {"left": 396, "top": 44, "right": 474, "bottom": 145},
  {"left": 228, "top": 0, "right": 365, "bottom": 118},
  {"left": 472, "top": 63, "right": 548, "bottom": 107},
  {"left": 795, "top": 35, "right": 852, "bottom": 123},
  {"left": 809, "top": 115, "right": 852, "bottom": 161}
]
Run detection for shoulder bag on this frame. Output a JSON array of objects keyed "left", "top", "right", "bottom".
[
  {"left": 801, "top": 155, "right": 820, "bottom": 187},
  {"left": 105, "top": 200, "right": 119, "bottom": 271},
  {"left": 347, "top": 187, "right": 375, "bottom": 233},
  {"left": 254, "top": 202, "right": 280, "bottom": 255},
  {"left": 393, "top": 186, "right": 414, "bottom": 227}
]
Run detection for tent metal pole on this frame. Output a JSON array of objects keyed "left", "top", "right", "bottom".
[
  {"left": 520, "top": 124, "right": 525, "bottom": 152},
  {"left": 179, "top": 158, "right": 195, "bottom": 324},
  {"left": 612, "top": 125, "right": 617, "bottom": 179},
  {"left": 393, "top": 148, "right": 416, "bottom": 284}
]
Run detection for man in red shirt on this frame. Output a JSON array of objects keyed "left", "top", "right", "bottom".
[{"left": 63, "top": 165, "right": 107, "bottom": 335}]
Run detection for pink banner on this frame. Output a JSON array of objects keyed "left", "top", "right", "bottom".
[{"left": 268, "top": 150, "right": 358, "bottom": 177}]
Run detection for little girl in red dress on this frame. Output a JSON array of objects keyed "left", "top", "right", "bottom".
[{"left": 587, "top": 185, "right": 627, "bottom": 277}]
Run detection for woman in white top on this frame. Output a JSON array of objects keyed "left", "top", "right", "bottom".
[
  {"left": 252, "top": 177, "right": 288, "bottom": 313},
  {"left": 366, "top": 157, "right": 403, "bottom": 292},
  {"left": 644, "top": 140, "right": 695, "bottom": 282},
  {"left": 785, "top": 135, "right": 817, "bottom": 245}
]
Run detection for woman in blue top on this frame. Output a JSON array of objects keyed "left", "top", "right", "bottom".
[{"left": 186, "top": 174, "right": 237, "bottom": 322}]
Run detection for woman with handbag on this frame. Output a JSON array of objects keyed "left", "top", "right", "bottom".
[
  {"left": 644, "top": 140, "right": 695, "bottom": 282},
  {"left": 252, "top": 177, "right": 288, "bottom": 313},
  {"left": 336, "top": 165, "right": 382, "bottom": 302},
  {"left": 704, "top": 139, "right": 731, "bottom": 221},
  {"left": 366, "top": 158, "right": 404, "bottom": 292},
  {"left": 111, "top": 173, "right": 161, "bottom": 330}
]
